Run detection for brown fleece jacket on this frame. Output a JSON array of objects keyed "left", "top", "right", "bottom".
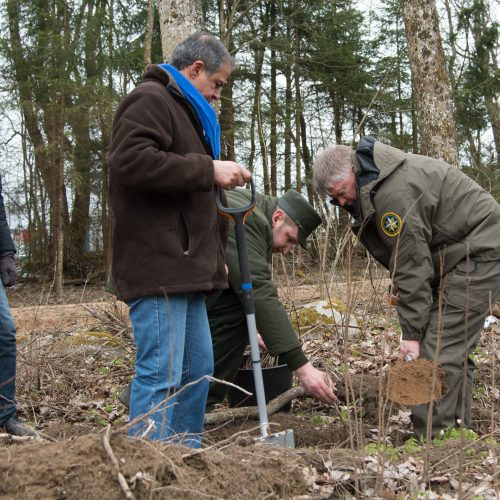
[{"left": 108, "top": 65, "right": 228, "bottom": 301}]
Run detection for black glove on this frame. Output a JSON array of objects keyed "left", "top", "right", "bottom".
[{"left": 0, "top": 251, "right": 17, "bottom": 287}]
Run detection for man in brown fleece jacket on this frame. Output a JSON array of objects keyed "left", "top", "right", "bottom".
[{"left": 108, "top": 32, "right": 251, "bottom": 447}]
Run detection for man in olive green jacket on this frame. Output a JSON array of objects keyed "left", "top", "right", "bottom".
[
  {"left": 207, "top": 189, "right": 336, "bottom": 407},
  {"left": 313, "top": 137, "right": 500, "bottom": 437}
]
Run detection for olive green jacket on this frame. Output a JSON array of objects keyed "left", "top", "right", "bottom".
[
  {"left": 207, "top": 188, "right": 308, "bottom": 370},
  {"left": 353, "top": 141, "right": 500, "bottom": 341}
]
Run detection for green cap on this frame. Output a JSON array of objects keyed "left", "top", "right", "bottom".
[{"left": 276, "top": 190, "right": 322, "bottom": 249}]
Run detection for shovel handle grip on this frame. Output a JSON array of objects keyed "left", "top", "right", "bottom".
[
  {"left": 215, "top": 179, "right": 256, "bottom": 222},
  {"left": 215, "top": 180, "right": 256, "bottom": 315}
]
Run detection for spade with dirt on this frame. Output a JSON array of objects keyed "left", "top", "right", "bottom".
[{"left": 386, "top": 359, "right": 443, "bottom": 406}]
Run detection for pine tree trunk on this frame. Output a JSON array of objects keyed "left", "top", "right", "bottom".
[{"left": 401, "top": 0, "right": 458, "bottom": 165}]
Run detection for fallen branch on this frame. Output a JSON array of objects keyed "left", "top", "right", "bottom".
[
  {"left": 204, "top": 385, "right": 305, "bottom": 425},
  {"left": 124, "top": 375, "right": 251, "bottom": 432},
  {"left": 103, "top": 425, "right": 136, "bottom": 500},
  {"left": 0, "top": 433, "right": 37, "bottom": 443}
]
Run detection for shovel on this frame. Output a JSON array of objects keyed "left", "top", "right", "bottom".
[{"left": 216, "top": 181, "right": 295, "bottom": 448}]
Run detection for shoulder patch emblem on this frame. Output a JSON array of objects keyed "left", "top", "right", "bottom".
[{"left": 381, "top": 212, "right": 402, "bottom": 237}]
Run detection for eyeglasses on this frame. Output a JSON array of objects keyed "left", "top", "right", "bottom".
[{"left": 328, "top": 182, "right": 347, "bottom": 201}]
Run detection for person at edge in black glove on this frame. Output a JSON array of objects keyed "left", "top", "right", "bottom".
[{"left": 0, "top": 174, "right": 38, "bottom": 437}]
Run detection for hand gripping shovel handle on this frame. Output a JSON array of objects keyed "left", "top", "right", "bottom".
[{"left": 215, "top": 181, "right": 271, "bottom": 438}]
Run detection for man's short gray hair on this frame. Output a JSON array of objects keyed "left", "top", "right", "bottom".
[
  {"left": 313, "top": 145, "right": 353, "bottom": 197},
  {"left": 171, "top": 32, "right": 235, "bottom": 74}
]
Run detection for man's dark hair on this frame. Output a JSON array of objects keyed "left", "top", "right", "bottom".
[{"left": 171, "top": 32, "right": 234, "bottom": 74}]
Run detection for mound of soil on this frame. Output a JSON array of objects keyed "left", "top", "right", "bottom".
[
  {"left": 0, "top": 430, "right": 354, "bottom": 499},
  {"left": 387, "top": 359, "right": 443, "bottom": 405}
]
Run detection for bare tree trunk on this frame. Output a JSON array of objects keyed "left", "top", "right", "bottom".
[
  {"left": 401, "top": 0, "right": 458, "bottom": 165},
  {"left": 218, "top": 0, "right": 236, "bottom": 162},
  {"left": 331, "top": 91, "right": 343, "bottom": 144},
  {"left": 284, "top": 23, "right": 293, "bottom": 192},
  {"left": 470, "top": 5, "right": 500, "bottom": 161},
  {"left": 158, "top": 0, "right": 203, "bottom": 62},
  {"left": 54, "top": 0, "right": 69, "bottom": 300},
  {"left": 143, "top": 0, "right": 155, "bottom": 71},
  {"left": 294, "top": 22, "right": 302, "bottom": 191},
  {"left": 258, "top": 89, "right": 270, "bottom": 195},
  {"left": 102, "top": 0, "right": 114, "bottom": 270},
  {"left": 248, "top": 38, "right": 265, "bottom": 176},
  {"left": 269, "top": 2, "right": 277, "bottom": 196},
  {"left": 7, "top": 0, "right": 51, "bottom": 208},
  {"left": 410, "top": 80, "right": 418, "bottom": 153},
  {"left": 219, "top": 78, "right": 235, "bottom": 161},
  {"left": 300, "top": 115, "right": 313, "bottom": 203}
]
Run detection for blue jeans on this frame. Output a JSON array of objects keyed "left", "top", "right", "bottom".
[
  {"left": 127, "top": 293, "right": 213, "bottom": 447},
  {"left": 0, "top": 281, "right": 17, "bottom": 425}
]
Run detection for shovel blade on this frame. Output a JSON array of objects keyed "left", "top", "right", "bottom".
[{"left": 255, "top": 429, "right": 295, "bottom": 448}]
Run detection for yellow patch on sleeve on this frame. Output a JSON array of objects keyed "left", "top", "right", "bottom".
[{"left": 381, "top": 212, "right": 402, "bottom": 237}]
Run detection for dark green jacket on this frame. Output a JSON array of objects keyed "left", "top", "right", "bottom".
[
  {"left": 352, "top": 141, "right": 500, "bottom": 341},
  {"left": 207, "top": 188, "right": 308, "bottom": 370}
]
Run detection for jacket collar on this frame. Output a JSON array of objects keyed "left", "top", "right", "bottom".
[{"left": 353, "top": 141, "right": 406, "bottom": 221}]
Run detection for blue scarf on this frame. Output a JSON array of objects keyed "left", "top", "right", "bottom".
[{"left": 159, "top": 63, "right": 220, "bottom": 159}]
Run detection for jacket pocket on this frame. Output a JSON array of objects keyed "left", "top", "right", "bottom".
[{"left": 444, "top": 260, "right": 488, "bottom": 314}]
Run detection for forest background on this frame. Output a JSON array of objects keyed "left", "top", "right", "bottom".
[{"left": 0, "top": 0, "right": 498, "bottom": 296}]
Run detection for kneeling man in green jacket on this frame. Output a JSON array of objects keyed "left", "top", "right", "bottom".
[
  {"left": 119, "top": 189, "right": 336, "bottom": 410},
  {"left": 207, "top": 189, "right": 336, "bottom": 407},
  {"left": 313, "top": 136, "right": 500, "bottom": 438}
]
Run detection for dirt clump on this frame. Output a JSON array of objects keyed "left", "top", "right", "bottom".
[{"left": 387, "top": 359, "right": 443, "bottom": 405}]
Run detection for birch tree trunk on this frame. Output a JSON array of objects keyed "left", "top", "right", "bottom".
[
  {"left": 401, "top": 0, "right": 458, "bottom": 165},
  {"left": 158, "top": 0, "right": 203, "bottom": 62}
]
